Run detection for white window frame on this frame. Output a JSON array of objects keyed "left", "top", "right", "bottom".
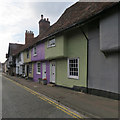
[
  {"left": 67, "top": 58, "right": 79, "bottom": 79},
  {"left": 37, "top": 62, "right": 41, "bottom": 74},
  {"left": 47, "top": 39, "right": 56, "bottom": 48},
  {"left": 33, "top": 46, "right": 37, "bottom": 56}
]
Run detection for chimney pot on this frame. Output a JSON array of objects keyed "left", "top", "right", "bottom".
[
  {"left": 44, "top": 18, "right": 46, "bottom": 21},
  {"left": 41, "top": 14, "right": 43, "bottom": 20},
  {"left": 39, "top": 15, "right": 50, "bottom": 35}
]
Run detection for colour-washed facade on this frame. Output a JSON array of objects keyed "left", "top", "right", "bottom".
[
  {"left": 16, "top": 52, "right": 24, "bottom": 76},
  {"left": 87, "top": 6, "right": 120, "bottom": 99},
  {"left": 31, "top": 29, "right": 87, "bottom": 89},
  {"left": 5, "top": 2, "right": 120, "bottom": 99},
  {"left": 23, "top": 49, "right": 34, "bottom": 78},
  {"left": 31, "top": 43, "right": 47, "bottom": 82}
]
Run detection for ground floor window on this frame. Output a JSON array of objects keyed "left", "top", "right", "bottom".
[
  {"left": 22, "top": 66, "right": 25, "bottom": 74},
  {"left": 29, "top": 64, "right": 32, "bottom": 73},
  {"left": 37, "top": 62, "right": 41, "bottom": 74},
  {"left": 68, "top": 58, "right": 79, "bottom": 79}
]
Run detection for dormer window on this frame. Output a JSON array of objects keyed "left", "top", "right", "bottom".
[
  {"left": 47, "top": 39, "right": 55, "bottom": 48},
  {"left": 33, "top": 46, "right": 37, "bottom": 56}
]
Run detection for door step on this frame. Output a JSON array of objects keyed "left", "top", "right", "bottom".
[{"left": 47, "top": 83, "right": 55, "bottom": 87}]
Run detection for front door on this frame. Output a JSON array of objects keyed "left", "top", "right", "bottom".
[
  {"left": 18, "top": 67, "right": 19, "bottom": 75},
  {"left": 42, "top": 63, "right": 46, "bottom": 79},
  {"left": 51, "top": 62, "right": 55, "bottom": 83},
  {"left": 27, "top": 65, "right": 29, "bottom": 77}
]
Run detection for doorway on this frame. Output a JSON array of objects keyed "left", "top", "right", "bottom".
[{"left": 50, "top": 62, "right": 55, "bottom": 83}]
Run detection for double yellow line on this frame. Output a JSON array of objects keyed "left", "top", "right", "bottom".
[{"left": 5, "top": 76, "right": 83, "bottom": 119}]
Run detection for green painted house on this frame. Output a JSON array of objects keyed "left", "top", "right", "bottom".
[{"left": 44, "top": 28, "right": 87, "bottom": 90}]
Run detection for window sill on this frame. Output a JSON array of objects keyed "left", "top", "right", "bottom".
[
  {"left": 37, "top": 72, "right": 41, "bottom": 75},
  {"left": 68, "top": 76, "right": 79, "bottom": 80},
  {"left": 47, "top": 45, "right": 56, "bottom": 49},
  {"left": 33, "top": 54, "right": 37, "bottom": 57}
]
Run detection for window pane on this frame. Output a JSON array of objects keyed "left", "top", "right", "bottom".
[
  {"left": 48, "top": 39, "right": 55, "bottom": 47},
  {"left": 37, "top": 63, "right": 41, "bottom": 73},
  {"left": 68, "top": 58, "right": 79, "bottom": 78}
]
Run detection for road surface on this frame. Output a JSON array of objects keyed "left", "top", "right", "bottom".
[{"left": 2, "top": 75, "right": 75, "bottom": 118}]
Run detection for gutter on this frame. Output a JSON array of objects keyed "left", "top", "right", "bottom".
[{"left": 80, "top": 28, "right": 89, "bottom": 93}]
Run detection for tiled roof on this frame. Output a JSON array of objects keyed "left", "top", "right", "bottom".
[
  {"left": 8, "top": 43, "right": 24, "bottom": 56},
  {"left": 14, "top": 2, "right": 118, "bottom": 56},
  {"left": 13, "top": 36, "right": 39, "bottom": 56}
]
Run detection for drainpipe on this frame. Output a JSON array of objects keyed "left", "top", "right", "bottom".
[{"left": 80, "top": 28, "right": 89, "bottom": 93}]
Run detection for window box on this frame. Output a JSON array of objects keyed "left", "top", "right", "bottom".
[
  {"left": 41, "top": 78, "right": 47, "bottom": 85},
  {"left": 38, "top": 78, "right": 42, "bottom": 84}
]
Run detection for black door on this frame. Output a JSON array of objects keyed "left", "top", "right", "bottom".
[{"left": 27, "top": 65, "right": 29, "bottom": 77}]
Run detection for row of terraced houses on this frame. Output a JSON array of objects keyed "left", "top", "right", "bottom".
[{"left": 3, "top": 2, "right": 120, "bottom": 100}]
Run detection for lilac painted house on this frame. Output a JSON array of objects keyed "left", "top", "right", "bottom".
[{"left": 31, "top": 18, "right": 50, "bottom": 83}]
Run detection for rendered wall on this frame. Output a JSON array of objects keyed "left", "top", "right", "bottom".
[
  {"left": 31, "top": 43, "right": 45, "bottom": 61},
  {"left": 45, "top": 36, "right": 66, "bottom": 60},
  {"left": 33, "top": 62, "right": 50, "bottom": 83},
  {"left": 23, "top": 49, "right": 31, "bottom": 63},
  {"left": 100, "top": 7, "right": 119, "bottom": 52},
  {"left": 88, "top": 21, "right": 119, "bottom": 94},
  {"left": 16, "top": 53, "right": 24, "bottom": 75},
  {"left": 56, "top": 29, "right": 87, "bottom": 88}
]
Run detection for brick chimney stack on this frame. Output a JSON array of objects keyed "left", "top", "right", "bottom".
[
  {"left": 25, "top": 30, "right": 34, "bottom": 44},
  {"left": 39, "top": 15, "right": 50, "bottom": 35}
]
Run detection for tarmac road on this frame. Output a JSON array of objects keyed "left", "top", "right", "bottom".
[{"left": 2, "top": 75, "right": 76, "bottom": 118}]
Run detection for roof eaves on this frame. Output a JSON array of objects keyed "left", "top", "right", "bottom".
[
  {"left": 31, "top": 2, "right": 119, "bottom": 47},
  {"left": 13, "top": 2, "right": 119, "bottom": 55}
]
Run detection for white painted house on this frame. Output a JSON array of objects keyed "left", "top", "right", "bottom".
[{"left": 16, "top": 52, "right": 25, "bottom": 76}]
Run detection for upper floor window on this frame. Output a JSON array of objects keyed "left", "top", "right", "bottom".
[
  {"left": 27, "top": 51, "right": 29, "bottom": 59},
  {"left": 9, "top": 56, "right": 12, "bottom": 61},
  {"left": 47, "top": 39, "right": 55, "bottom": 48},
  {"left": 18, "top": 54, "right": 21, "bottom": 62},
  {"left": 33, "top": 46, "right": 37, "bottom": 56},
  {"left": 68, "top": 58, "right": 79, "bottom": 79}
]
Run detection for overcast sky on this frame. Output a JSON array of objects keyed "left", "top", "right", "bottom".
[{"left": 0, "top": 0, "right": 78, "bottom": 63}]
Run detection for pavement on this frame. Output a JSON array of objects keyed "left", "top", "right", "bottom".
[
  {"left": 0, "top": 70, "right": 2, "bottom": 119},
  {"left": 2, "top": 73, "right": 120, "bottom": 119}
]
